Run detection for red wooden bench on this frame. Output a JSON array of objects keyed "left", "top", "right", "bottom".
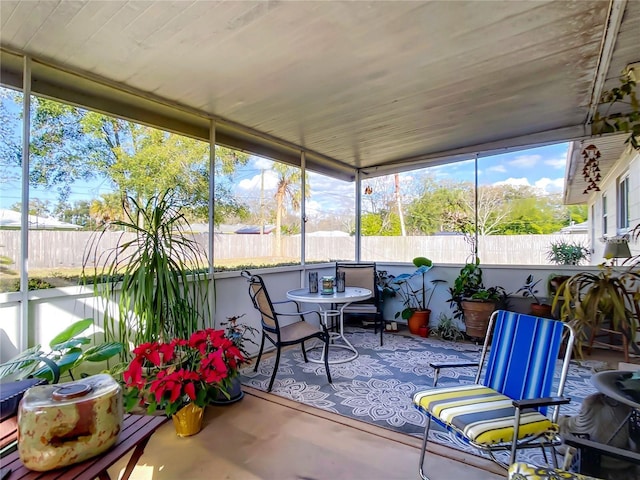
[{"left": 0, "top": 414, "right": 167, "bottom": 480}]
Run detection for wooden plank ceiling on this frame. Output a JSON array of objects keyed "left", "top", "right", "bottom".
[{"left": 0, "top": 0, "right": 638, "bottom": 182}]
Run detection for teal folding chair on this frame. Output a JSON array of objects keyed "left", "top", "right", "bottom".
[{"left": 413, "top": 310, "right": 575, "bottom": 479}]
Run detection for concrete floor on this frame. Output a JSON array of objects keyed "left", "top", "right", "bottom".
[
  {"left": 107, "top": 340, "right": 635, "bottom": 480},
  {"left": 108, "top": 387, "right": 505, "bottom": 480}
]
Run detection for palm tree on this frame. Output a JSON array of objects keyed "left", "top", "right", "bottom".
[
  {"left": 273, "top": 164, "right": 306, "bottom": 256},
  {"left": 89, "top": 192, "right": 128, "bottom": 228}
]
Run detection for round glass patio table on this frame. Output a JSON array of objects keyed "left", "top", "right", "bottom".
[
  {"left": 286, "top": 286, "right": 372, "bottom": 364},
  {"left": 590, "top": 370, "right": 640, "bottom": 444}
]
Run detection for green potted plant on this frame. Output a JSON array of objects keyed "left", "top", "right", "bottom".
[
  {"left": 552, "top": 263, "right": 640, "bottom": 360},
  {"left": 591, "top": 66, "right": 640, "bottom": 151},
  {"left": 448, "top": 259, "right": 506, "bottom": 339},
  {"left": 82, "top": 189, "right": 211, "bottom": 359},
  {"left": 388, "top": 257, "right": 446, "bottom": 335},
  {"left": 516, "top": 274, "right": 553, "bottom": 318},
  {"left": 546, "top": 240, "right": 590, "bottom": 265},
  {"left": 431, "top": 313, "right": 465, "bottom": 342},
  {"left": 210, "top": 314, "right": 259, "bottom": 404},
  {"left": 0, "top": 318, "right": 123, "bottom": 383}
]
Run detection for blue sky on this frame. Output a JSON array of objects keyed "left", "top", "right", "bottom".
[
  {"left": 0, "top": 142, "right": 569, "bottom": 215},
  {"left": 0, "top": 86, "right": 570, "bottom": 214},
  {"left": 226, "top": 142, "right": 570, "bottom": 217}
]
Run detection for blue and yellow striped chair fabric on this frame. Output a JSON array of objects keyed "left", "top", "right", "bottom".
[
  {"left": 413, "top": 384, "right": 553, "bottom": 445},
  {"left": 484, "top": 311, "right": 565, "bottom": 415},
  {"left": 413, "top": 310, "right": 574, "bottom": 478},
  {"left": 508, "top": 462, "right": 600, "bottom": 480}
]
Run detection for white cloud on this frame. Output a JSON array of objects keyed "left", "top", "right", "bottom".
[
  {"left": 237, "top": 170, "right": 278, "bottom": 191},
  {"left": 305, "top": 200, "right": 322, "bottom": 215},
  {"left": 534, "top": 177, "right": 564, "bottom": 192},
  {"left": 544, "top": 156, "right": 566, "bottom": 169},
  {"left": 254, "top": 158, "right": 273, "bottom": 170},
  {"left": 509, "top": 154, "right": 541, "bottom": 168},
  {"left": 487, "top": 165, "right": 507, "bottom": 173},
  {"left": 493, "top": 176, "right": 564, "bottom": 194},
  {"left": 494, "top": 177, "right": 531, "bottom": 187}
]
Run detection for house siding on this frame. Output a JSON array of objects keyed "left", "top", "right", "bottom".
[{"left": 588, "top": 147, "right": 640, "bottom": 262}]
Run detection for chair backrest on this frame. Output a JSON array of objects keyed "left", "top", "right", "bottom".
[
  {"left": 477, "top": 310, "right": 575, "bottom": 417},
  {"left": 245, "top": 273, "right": 280, "bottom": 334},
  {"left": 336, "top": 263, "right": 379, "bottom": 306}
]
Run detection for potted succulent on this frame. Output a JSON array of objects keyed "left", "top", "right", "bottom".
[
  {"left": 388, "top": 257, "right": 446, "bottom": 335},
  {"left": 516, "top": 274, "right": 553, "bottom": 318},
  {"left": 122, "top": 327, "right": 248, "bottom": 436},
  {"left": 448, "top": 259, "right": 507, "bottom": 339}
]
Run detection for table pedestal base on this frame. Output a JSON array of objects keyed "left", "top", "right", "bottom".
[{"left": 306, "top": 331, "right": 358, "bottom": 364}]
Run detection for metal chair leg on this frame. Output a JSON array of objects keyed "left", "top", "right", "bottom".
[
  {"left": 254, "top": 333, "right": 266, "bottom": 372},
  {"left": 267, "top": 347, "right": 281, "bottom": 392},
  {"left": 301, "top": 341, "right": 308, "bottom": 362},
  {"left": 419, "top": 415, "right": 432, "bottom": 480},
  {"left": 324, "top": 335, "right": 332, "bottom": 383}
]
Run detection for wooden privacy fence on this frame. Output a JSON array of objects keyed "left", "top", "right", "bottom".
[{"left": 0, "top": 230, "right": 589, "bottom": 269}]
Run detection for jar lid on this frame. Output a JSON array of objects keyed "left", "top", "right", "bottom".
[
  {"left": 20, "top": 373, "right": 120, "bottom": 408},
  {"left": 52, "top": 383, "right": 92, "bottom": 401}
]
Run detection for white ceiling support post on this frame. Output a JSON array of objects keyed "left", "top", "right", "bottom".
[
  {"left": 586, "top": 0, "right": 627, "bottom": 126},
  {"left": 474, "top": 154, "right": 479, "bottom": 262},
  {"left": 20, "top": 56, "right": 32, "bottom": 351},
  {"left": 355, "top": 170, "right": 362, "bottom": 263},
  {"left": 208, "top": 119, "right": 216, "bottom": 327},
  {"left": 301, "top": 151, "right": 307, "bottom": 260},
  {"left": 300, "top": 151, "right": 307, "bottom": 287}
]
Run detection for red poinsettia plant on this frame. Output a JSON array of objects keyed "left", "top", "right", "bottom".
[{"left": 123, "top": 328, "right": 246, "bottom": 416}]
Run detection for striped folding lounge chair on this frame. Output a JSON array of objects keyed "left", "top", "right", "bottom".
[{"left": 413, "top": 310, "right": 576, "bottom": 480}]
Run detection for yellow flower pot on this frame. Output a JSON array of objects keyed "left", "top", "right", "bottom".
[{"left": 172, "top": 403, "right": 205, "bottom": 437}]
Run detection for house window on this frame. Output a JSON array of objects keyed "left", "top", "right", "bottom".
[
  {"left": 602, "top": 194, "right": 608, "bottom": 236},
  {"left": 617, "top": 174, "right": 630, "bottom": 231}
]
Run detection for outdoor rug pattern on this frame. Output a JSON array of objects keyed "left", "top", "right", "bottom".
[{"left": 240, "top": 328, "right": 601, "bottom": 465}]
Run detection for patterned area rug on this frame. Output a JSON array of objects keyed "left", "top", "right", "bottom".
[{"left": 240, "top": 328, "right": 602, "bottom": 465}]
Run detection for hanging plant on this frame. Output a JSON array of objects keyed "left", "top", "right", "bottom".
[{"left": 591, "top": 66, "right": 640, "bottom": 151}]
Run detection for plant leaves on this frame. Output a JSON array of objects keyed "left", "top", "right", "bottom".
[
  {"left": 82, "top": 342, "right": 123, "bottom": 362},
  {"left": 51, "top": 337, "right": 91, "bottom": 352},
  {"left": 49, "top": 318, "right": 93, "bottom": 348}
]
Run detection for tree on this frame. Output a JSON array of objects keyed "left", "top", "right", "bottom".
[
  {"left": 11, "top": 199, "right": 51, "bottom": 217},
  {"left": 406, "top": 178, "right": 584, "bottom": 237},
  {"left": 0, "top": 89, "right": 21, "bottom": 186},
  {"left": 361, "top": 212, "right": 402, "bottom": 236},
  {"left": 362, "top": 176, "right": 403, "bottom": 235},
  {"left": 0, "top": 90, "right": 250, "bottom": 227},
  {"left": 273, "top": 164, "right": 305, "bottom": 255},
  {"left": 89, "top": 193, "right": 128, "bottom": 227},
  {"left": 53, "top": 200, "right": 92, "bottom": 228}
]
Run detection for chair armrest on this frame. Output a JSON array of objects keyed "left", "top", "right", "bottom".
[
  {"left": 430, "top": 362, "right": 479, "bottom": 386},
  {"left": 512, "top": 396, "right": 571, "bottom": 409},
  {"left": 430, "top": 362, "right": 479, "bottom": 369},
  {"left": 564, "top": 434, "right": 640, "bottom": 464},
  {"left": 275, "top": 310, "right": 319, "bottom": 318},
  {"left": 273, "top": 299, "right": 301, "bottom": 310}
]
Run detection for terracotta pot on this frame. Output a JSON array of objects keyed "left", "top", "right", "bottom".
[
  {"left": 408, "top": 309, "right": 431, "bottom": 335},
  {"left": 172, "top": 403, "right": 205, "bottom": 437},
  {"left": 418, "top": 324, "right": 429, "bottom": 338},
  {"left": 530, "top": 303, "right": 553, "bottom": 319},
  {"left": 462, "top": 300, "right": 496, "bottom": 339}
]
